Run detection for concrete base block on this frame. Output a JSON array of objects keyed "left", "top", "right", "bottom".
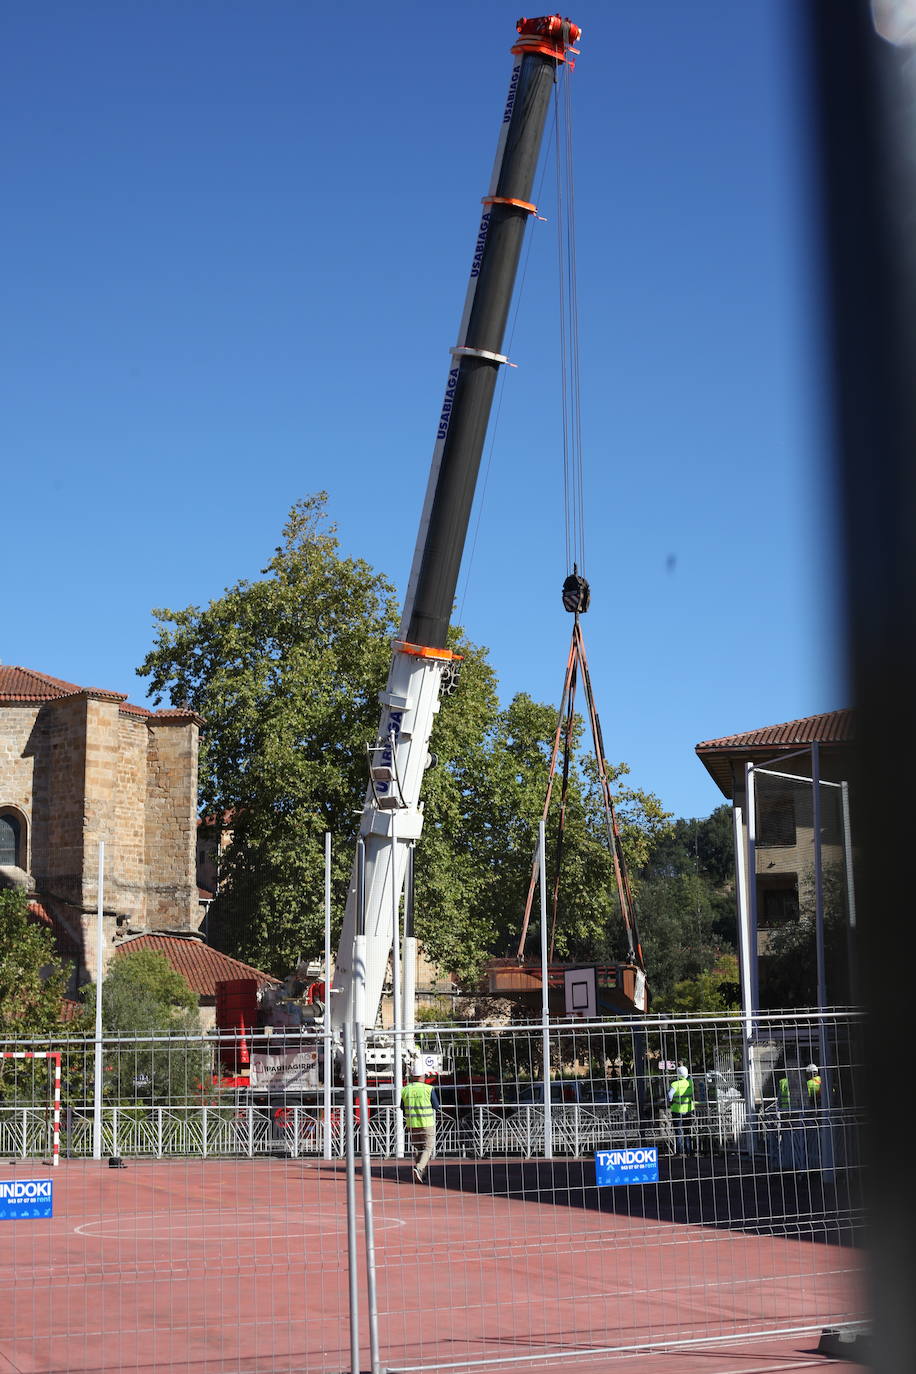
[{"left": 818, "top": 1324, "right": 870, "bottom": 1360}]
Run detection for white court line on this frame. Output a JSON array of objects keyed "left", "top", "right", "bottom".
[{"left": 74, "top": 1206, "right": 405, "bottom": 1239}]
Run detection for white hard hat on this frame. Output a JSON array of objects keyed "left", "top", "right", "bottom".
[
  {"left": 805, "top": 1063, "right": 818, "bottom": 1074},
  {"left": 676, "top": 1066, "right": 688, "bottom": 1079}
]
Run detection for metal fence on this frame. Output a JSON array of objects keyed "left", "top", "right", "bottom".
[{"left": 0, "top": 1009, "right": 865, "bottom": 1373}]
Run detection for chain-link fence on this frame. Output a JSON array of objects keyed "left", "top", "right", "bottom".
[{"left": 0, "top": 1008, "right": 864, "bottom": 1373}]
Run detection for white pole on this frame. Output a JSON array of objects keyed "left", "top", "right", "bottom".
[
  {"left": 92, "top": 841, "right": 105, "bottom": 1161},
  {"left": 539, "top": 820, "right": 553, "bottom": 1159},
  {"left": 342, "top": 1022, "right": 360, "bottom": 1374},
  {"left": 323, "top": 832, "right": 333, "bottom": 1161},
  {"left": 733, "top": 796, "right": 756, "bottom": 1155},
  {"left": 841, "top": 780, "right": 859, "bottom": 1005},
  {"left": 403, "top": 844, "right": 416, "bottom": 1037},
  {"left": 391, "top": 809, "right": 404, "bottom": 1157}
]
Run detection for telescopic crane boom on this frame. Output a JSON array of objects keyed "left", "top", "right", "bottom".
[{"left": 331, "top": 15, "right": 582, "bottom": 1036}]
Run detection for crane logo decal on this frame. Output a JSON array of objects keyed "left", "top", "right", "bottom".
[
  {"left": 470, "top": 213, "right": 491, "bottom": 280},
  {"left": 437, "top": 368, "right": 460, "bottom": 441},
  {"left": 502, "top": 62, "right": 521, "bottom": 123}
]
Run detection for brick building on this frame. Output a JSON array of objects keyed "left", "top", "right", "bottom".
[{"left": 0, "top": 665, "right": 203, "bottom": 987}]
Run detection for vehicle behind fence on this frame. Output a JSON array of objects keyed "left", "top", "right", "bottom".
[{"left": 0, "top": 1008, "right": 861, "bottom": 1169}]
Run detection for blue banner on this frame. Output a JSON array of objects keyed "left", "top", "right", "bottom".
[
  {"left": 0, "top": 1179, "right": 53, "bottom": 1219},
  {"left": 595, "top": 1146, "right": 659, "bottom": 1186}
]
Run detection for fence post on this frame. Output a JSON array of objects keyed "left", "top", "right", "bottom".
[
  {"left": 539, "top": 820, "right": 553, "bottom": 1160},
  {"left": 202, "top": 1104, "right": 208, "bottom": 1159},
  {"left": 343, "top": 1022, "right": 360, "bottom": 1374},
  {"left": 355, "top": 1023, "right": 381, "bottom": 1374},
  {"left": 156, "top": 1108, "right": 163, "bottom": 1159},
  {"left": 247, "top": 1104, "right": 254, "bottom": 1159},
  {"left": 292, "top": 1106, "right": 300, "bottom": 1160},
  {"left": 20, "top": 1109, "right": 27, "bottom": 1159}
]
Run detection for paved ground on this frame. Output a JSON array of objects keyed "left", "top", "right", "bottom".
[{"left": 0, "top": 1156, "right": 867, "bottom": 1374}]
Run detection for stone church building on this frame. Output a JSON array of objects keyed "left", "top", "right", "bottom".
[{"left": 0, "top": 664, "right": 203, "bottom": 987}]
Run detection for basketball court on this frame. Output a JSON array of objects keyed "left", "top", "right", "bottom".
[{"left": 0, "top": 1154, "right": 866, "bottom": 1374}]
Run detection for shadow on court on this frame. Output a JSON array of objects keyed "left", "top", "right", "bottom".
[{"left": 370, "top": 1150, "right": 863, "bottom": 1247}]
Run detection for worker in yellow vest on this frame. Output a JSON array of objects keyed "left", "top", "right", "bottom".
[
  {"left": 667, "top": 1065, "right": 695, "bottom": 1155},
  {"left": 805, "top": 1063, "right": 822, "bottom": 1107},
  {"left": 400, "top": 1068, "right": 440, "bottom": 1183}
]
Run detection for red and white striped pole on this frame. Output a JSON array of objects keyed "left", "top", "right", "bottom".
[{"left": 0, "top": 1051, "right": 61, "bottom": 1166}]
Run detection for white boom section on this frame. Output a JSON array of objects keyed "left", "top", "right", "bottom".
[
  {"left": 330, "top": 646, "right": 446, "bottom": 1032},
  {"left": 330, "top": 54, "right": 525, "bottom": 1037}
]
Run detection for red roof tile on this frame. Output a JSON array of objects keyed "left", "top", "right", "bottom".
[
  {"left": 113, "top": 934, "right": 278, "bottom": 997},
  {"left": 0, "top": 664, "right": 202, "bottom": 724},
  {"left": 695, "top": 709, "right": 854, "bottom": 799},
  {"left": 0, "top": 665, "right": 123, "bottom": 702},
  {"left": 696, "top": 709, "right": 853, "bottom": 752}
]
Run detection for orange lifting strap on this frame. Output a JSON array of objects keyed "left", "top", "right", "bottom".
[{"left": 516, "top": 617, "right": 646, "bottom": 973}]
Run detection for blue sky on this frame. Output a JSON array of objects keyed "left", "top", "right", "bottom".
[{"left": 2, "top": 1, "right": 844, "bottom": 822}]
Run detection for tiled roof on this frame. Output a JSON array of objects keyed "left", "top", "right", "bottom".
[
  {"left": 695, "top": 709, "right": 853, "bottom": 798},
  {"left": 696, "top": 709, "right": 853, "bottom": 752},
  {"left": 0, "top": 664, "right": 202, "bottom": 724},
  {"left": 113, "top": 934, "right": 279, "bottom": 997},
  {"left": 0, "top": 665, "right": 123, "bottom": 702}
]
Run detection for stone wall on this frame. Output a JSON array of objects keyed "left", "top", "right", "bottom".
[
  {"left": 38, "top": 695, "right": 88, "bottom": 908},
  {"left": 144, "top": 719, "right": 199, "bottom": 931},
  {"left": 1, "top": 688, "right": 201, "bottom": 977}
]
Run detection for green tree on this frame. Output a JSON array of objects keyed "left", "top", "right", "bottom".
[
  {"left": 416, "top": 673, "right": 670, "bottom": 985},
  {"left": 0, "top": 888, "right": 67, "bottom": 1037},
  {"left": 139, "top": 494, "right": 399, "bottom": 973},
  {"left": 138, "top": 494, "right": 671, "bottom": 987},
  {"left": 631, "top": 872, "right": 722, "bottom": 1004},
  {"left": 86, "top": 950, "right": 208, "bottom": 1105},
  {"left": 660, "top": 953, "right": 741, "bottom": 1014},
  {"left": 759, "top": 864, "right": 852, "bottom": 1008},
  {"left": 99, "top": 950, "right": 198, "bottom": 1032}
]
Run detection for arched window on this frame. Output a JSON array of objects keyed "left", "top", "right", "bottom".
[{"left": 0, "top": 813, "right": 20, "bottom": 867}]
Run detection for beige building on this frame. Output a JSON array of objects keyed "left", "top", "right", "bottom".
[
  {"left": 696, "top": 709, "right": 854, "bottom": 1008},
  {"left": 0, "top": 665, "right": 203, "bottom": 986}
]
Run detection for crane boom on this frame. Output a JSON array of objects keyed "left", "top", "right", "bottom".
[{"left": 331, "top": 15, "right": 581, "bottom": 1037}]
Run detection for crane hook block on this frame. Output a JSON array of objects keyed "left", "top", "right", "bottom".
[{"left": 562, "top": 572, "right": 591, "bottom": 614}]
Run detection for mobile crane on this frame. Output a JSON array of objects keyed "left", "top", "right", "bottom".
[{"left": 330, "top": 16, "right": 582, "bottom": 1042}]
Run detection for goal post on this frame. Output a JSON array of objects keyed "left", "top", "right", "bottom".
[{"left": 1, "top": 1051, "right": 61, "bottom": 1166}]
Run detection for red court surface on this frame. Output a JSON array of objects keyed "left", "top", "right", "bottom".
[{"left": 0, "top": 1158, "right": 866, "bottom": 1374}]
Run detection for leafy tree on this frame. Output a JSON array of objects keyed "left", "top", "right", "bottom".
[
  {"left": 659, "top": 953, "right": 741, "bottom": 1014},
  {"left": 138, "top": 494, "right": 672, "bottom": 988},
  {"left": 0, "top": 888, "right": 67, "bottom": 1037},
  {"left": 630, "top": 872, "right": 722, "bottom": 1005},
  {"left": 84, "top": 950, "right": 208, "bottom": 1105},
  {"left": 139, "top": 494, "right": 399, "bottom": 973},
  {"left": 99, "top": 950, "right": 198, "bottom": 1033},
  {"left": 759, "top": 864, "right": 852, "bottom": 1008},
  {"left": 415, "top": 674, "right": 671, "bottom": 986}
]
